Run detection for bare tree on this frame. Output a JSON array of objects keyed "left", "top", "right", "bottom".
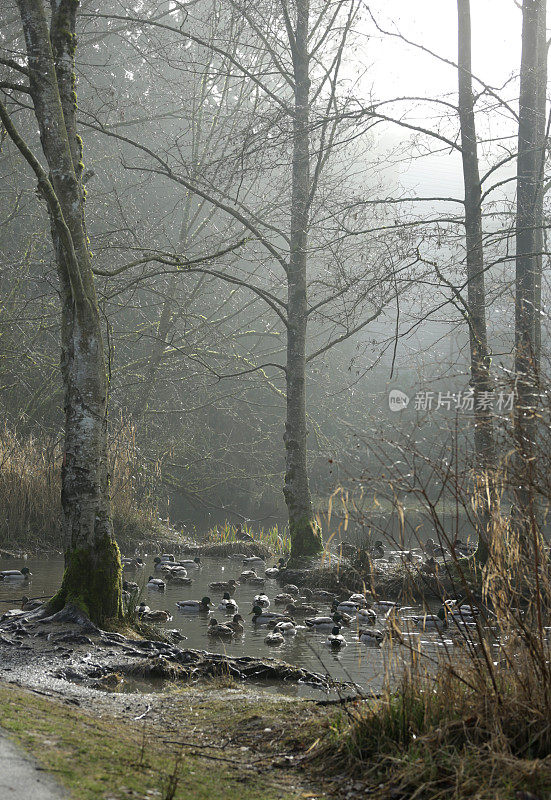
[{"left": 0, "top": 0, "right": 121, "bottom": 622}]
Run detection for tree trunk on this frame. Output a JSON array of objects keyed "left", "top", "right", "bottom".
[
  {"left": 16, "top": 0, "right": 122, "bottom": 622},
  {"left": 457, "top": 0, "right": 496, "bottom": 564},
  {"left": 514, "top": 0, "right": 547, "bottom": 537},
  {"left": 284, "top": 0, "right": 321, "bottom": 559}
]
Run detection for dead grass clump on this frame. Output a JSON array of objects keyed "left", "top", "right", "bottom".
[{"left": 0, "top": 420, "right": 160, "bottom": 552}]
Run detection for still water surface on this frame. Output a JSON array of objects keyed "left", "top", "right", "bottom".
[{"left": 0, "top": 554, "right": 453, "bottom": 696}]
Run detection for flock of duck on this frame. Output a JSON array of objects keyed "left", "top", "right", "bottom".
[{"left": 120, "top": 549, "right": 483, "bottom": 651}]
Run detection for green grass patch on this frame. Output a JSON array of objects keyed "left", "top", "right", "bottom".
[{"left": 0, "top": 684, "right": 309, "bottom": 800}]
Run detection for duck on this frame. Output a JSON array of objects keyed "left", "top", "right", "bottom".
[
  {"left": 359, "top": 628, "right": 385, "bottom": 646},
  {"left": 147, "top": 576, "right": 166, "bottom": 591},
  {"left": 421, "top": 557, "right": 439, "bottom": 575},
  {"left": 370, "top": 541, "right": 385, "bottom": 559},
  {"left": 356, "top": 607, "right": 377, "bottom": 625},
  {"left": 349, "top": 593, "right": 368, "bottom": 607},
  {"left": 248, "top": 576, "right": 266, "bottom": 587},
  {"left": 175, "top": 596, "right": 212, "bottom": 613},
  {"left": 168, "top": 574, "right": 193, "bottom": 586},
  {"left": 123, "top": 580, "right": 139, "bottom": 592},
  {"left": 136, "top": 602, "right": 150, "bottom": 615},
  {"left": 143, "top": 609, "right": 172, "bottom": 623},
  {"left": 311, "top": 589, "right": 337, "bottom": 602},
  {"left": 265, "top": 567, "right": 280, "bottom": 578},
  {"left": 282, "top": 584, "right": 299, "bottom": 595},
  {"left": 330, "top": 604, "right": 354, "bottom": 626},
  {"left": 274, "top": 593, "right": 294, "bottom": 605},
  {"left": 0, "top": 568, "right": 31, "bottom": 581},
  {"left": 305, "top": 613, "right": 343, "bottom": 631},
  {"left": 251, "top": 605, "right": 289, "bottom": 626},
  {"left": 336, "top": 600, "right": 360, "bottom": 615},
  {"left": 20, "top": 596, "right": 43, "bottom": 611},
  {"left": 412, "top": 609, "right": 447, "bottom": 631},
  {"left": 424, "top": 538, "right": 449, "bottom": 558},
  {"left": 253, "top": 594, "right": 270, "bottom": 608},
  {"left": 227, "top": 614, "right": 245, "bottom": 634},
  {"left": 218, "top": 592, "right": 239, "bottom": 614},
  {"left": 284, "top": 603, "right": 318, "bottom": 617},
  {"left": 207, "top": 618, "right": 235, "bottom": 638},
  {"left": 122, "top": 557, "right": 144, "bottom": 571},
  {"left": 372, "top": 600, "right": 399, "bottom": 615},
  {"left": 272, "top": 620, "right": 296, "bottom": 636},
  {"left": 265, "top": 630, "right": 284, "bottom": 645},
  {"left": 178, "top": 557, "right": 202, "bottom": 569},
  {"left": 326, "top": 626, "right": 347, "bottom": 648},
  {"left": 208, "top": 579, "right": 239, "bottom": 593},
  {"left": 243, "top": 556, "right": 265, "bottom": 568},
  {"left": 239, "top": 570, "right": 258, "bottom": 582}
]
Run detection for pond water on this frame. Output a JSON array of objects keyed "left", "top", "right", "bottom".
[{"left": 0, "top": 554, "right": 458, "bottom": 697}]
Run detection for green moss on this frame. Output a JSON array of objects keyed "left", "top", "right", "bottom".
[
  {"left": 52, "top": 533, "right": 123, "bottom": 624},
  {"left": 289, "top": 516, "right": 323, "bottom": 560}
]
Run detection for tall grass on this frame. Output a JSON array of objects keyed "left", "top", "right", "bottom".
[
  {"left": 205, "top": 520, "right": 291, "bottom": 554},
  {"left": 310, "top": 456, "right": 551, "bottom": 799},
  {"left": 0, "top": 420, "right": 159, "bottom": 552}
]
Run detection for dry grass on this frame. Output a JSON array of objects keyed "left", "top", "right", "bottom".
[{"left": 0, "top": 420, "right": 159, "bottom": 552}]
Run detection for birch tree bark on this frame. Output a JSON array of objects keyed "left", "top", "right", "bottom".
[
  {"left": 1, "top": 0, "right": 122, "bottom": 622},
  {"left": 457, "top": 0, "right": 496, "bottom": 564}
]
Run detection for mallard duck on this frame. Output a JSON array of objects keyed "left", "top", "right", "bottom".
[
  {"left": 254, "top": 594, "right": 270, "bottom": 608},
  {"left": 311, "top": 589, "right": 337, "bottom": 602},
  {"left": 218, "top": 592, "right": 239, "bottom": 614},
  {"left": 243, "top": 556, "right": 265, "bottom": 568},
  {"left": 143, "top": 609, "right": 172, "bottom": 623},
  {"left": 413, "top": 609, "right": 447, "bottom": 631},
  {"left": 178, "top": 557, "right": 202, "bottom": 569},
  {"left": 273, "top": 620, "right": 296, "bottom": 636},
  {"left": 265, "top": 567, "right": 279, "bottom": 578},
  {"left": 282, "top": 584, "right": 299, "bottom": 595},
  {"left": 239, "top": 570, "right": 258, "bottom": 582},
  {"left": 147, "top": 576, "right": 166, "bottom": 591},
  {"left": 176, "top": 596, "right": 211, "bottom": 613},
  {"left": 123, "top": 580, "right": 139, "bottom": 592},
  {"left": 168, "top": 575, "right": 193, "bottom": 586},
  {"left": 274, "top": 593, "right": 294, "bottom": 605},
  {"left": 265, "top": 630, "right": 284, "bottom": 645},
  {"left": 330, "top": 604, "right": 353, "bottom": 626},
  {"left": 136, "top": 602, "right": 150, "bottom": 615},
  {"left": 284, "top": 603, "right": 318, "bottom": 617},
  {"left": 372, "top": 600, "right": 399, "bottom": 615},
  {"left": 161, "top": 553, "right": 175, "bottom": 561},
  {"left": 422, "top": 557, "right": 439, "bottom": 575},
  {"left": 0, "top": 568, "right": 31, "bottom": 581},
  {"left": 207, "top": 618, "right": 235, "bottom": 638},
  {"left": 227, "top": 614, "right": 245, "bottom": 634},
  {"left": 326, "top": 626, "right": 347, "bottom": 648},
  {"left": 356, "top": 607, "right": 376, "bottom": 625},
  {"left": 20, "top": 596, "right": 43, "bottom": 611},
  {"left": 424, "top": 538, "right": 449, "bottom": 558},
  {"left": 336, "top": 600, "right": 359, "bottom": 614},
  {"left": 349, "top": 593, "right": 368, "bottom": 607},
  {"left": 359, "top": 628, "right": 385, "bottom": 646},
  {"left": 370, "top": 541, "right": 385, "bottom": 559},
  {"left": 251, "top": 605, "right": 288, "bottom": 626},
  {"left": 122, "top": 557, "right": 144, "bottom": 571},
  {"left": 209, "top": 579, "right": 239, "bottom": 592},
  {"left": 248, "top": 576, "right": 266, "bottom": 587},
  {"left": 305, "top": 613, "right": 343, "bottom": 631}
]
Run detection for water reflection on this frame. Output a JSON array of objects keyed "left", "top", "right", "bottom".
[{"left": 0, "top": 554, "right": 443, "bottom": 695}]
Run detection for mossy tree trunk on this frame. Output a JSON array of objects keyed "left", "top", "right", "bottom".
[
  {"left": 2, "top": 0, "right": 122, "bottom": 623},
  {"left": 283, "top": 0, "right": 322, "bottom": 561}
]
